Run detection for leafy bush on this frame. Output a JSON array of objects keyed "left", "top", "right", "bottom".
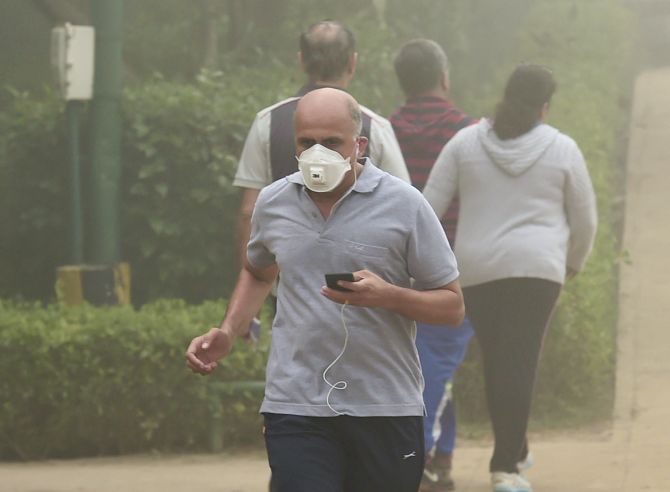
[
  {"left": 121, "top": 72, "right": 243, "bottom": 303},
  {"left": 0, "top": 299, "right": 270, "bottom": 460},
  {"left": 121, "top": 67, "right": 299, "bottom": 304},
  {"left": 0, "top": 68, "right": 295, "bottom": 304},
  {"left": 0, "top": 89, "right": 68, "bottom": 301}
]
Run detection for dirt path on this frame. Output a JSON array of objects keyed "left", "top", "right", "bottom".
[{"left": 2, "top": 68, "right": 670, "bottom": 492}]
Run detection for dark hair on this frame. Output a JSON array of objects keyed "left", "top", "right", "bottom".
[
  {"left": 299, "top": 20, "right": 356, "bottom": 82},
  {"left": 493, "top": 63, "right": 556, "bottom": 140},
  {"left": 393, "top": 39, "right": 448, "bottom": 97}
]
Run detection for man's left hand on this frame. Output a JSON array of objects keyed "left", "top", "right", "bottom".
[{"left": 320, "top": 269, "right": 392, "bottom": 308}]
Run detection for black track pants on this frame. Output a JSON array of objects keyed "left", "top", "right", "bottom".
[{"left": 463, "top": 277, "right": 561, "bottom": 473}]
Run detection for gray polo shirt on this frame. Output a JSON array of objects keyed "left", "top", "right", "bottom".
[{"left": 248, "top": 159, "right": 459, "bottom": 417}]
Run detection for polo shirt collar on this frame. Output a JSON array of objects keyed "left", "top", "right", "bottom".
[
  {"left": 352, "top": 159, "right": 383, "bottom": 192},
  {"left": 286, "top": 158, "right": 382, "bottom": 194}
]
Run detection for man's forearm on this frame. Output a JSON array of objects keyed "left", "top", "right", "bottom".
[
  {"left": 383, "top": 283, "right": 464, "bottom": 326},
  {"left": 220, "top": 266, "right": 276, "bottom": 338}
]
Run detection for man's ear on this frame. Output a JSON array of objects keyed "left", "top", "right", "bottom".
[
  {"left": 441, "top": 71, "right": 450, "bottom": 93},
  {"left": 540, "top": 102, "right": 550, "bottom": 121},
  {"left": 356, "top": 135, "right": 369, "bottom": 158},
  {"left": 348, "top": 52, "right": 358, "bottom": 77}
]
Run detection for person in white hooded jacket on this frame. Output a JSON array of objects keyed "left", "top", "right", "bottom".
[{"left": 423, "top": 64, "right": 597, "bottom": 492}]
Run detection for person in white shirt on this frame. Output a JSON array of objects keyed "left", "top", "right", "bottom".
[
  {"left": 423, "top": 63, "right": 597, "bottom": 492},
  {"left": 233, "top": 19, "right": 409, "bottom": 268}
]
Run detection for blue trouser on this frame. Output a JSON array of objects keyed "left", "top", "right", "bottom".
[{"left": 415, "top": 317, "right": 474, "bottom": 455}]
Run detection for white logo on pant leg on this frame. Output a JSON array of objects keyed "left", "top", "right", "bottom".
[
  {"left": 423, "top": 469, "right": 439, "bottom": 482},
  {"left": 402, "top": 451, "right": 417, "bottom": 460}
]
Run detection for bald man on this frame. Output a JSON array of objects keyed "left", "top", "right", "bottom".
[{"left": 187, "top": 88, "right": 463, "bottom": 492}]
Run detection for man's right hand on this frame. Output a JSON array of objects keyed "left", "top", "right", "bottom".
[{"left": 185, "top": 327, "right": 234, "bottom": 375}]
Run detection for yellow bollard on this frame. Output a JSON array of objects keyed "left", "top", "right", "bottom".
[{"left": 56, "top": 262, "right": 131, "bottom": 306}]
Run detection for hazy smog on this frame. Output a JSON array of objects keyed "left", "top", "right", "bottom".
[{"left": 1, "top": 1, "right": 669, "bottom": 491}]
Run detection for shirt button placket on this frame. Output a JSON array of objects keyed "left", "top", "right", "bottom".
[{"left": 311, "top": 212, "right": 325, "bottom": 234}]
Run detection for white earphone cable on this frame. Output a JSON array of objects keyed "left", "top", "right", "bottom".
[{"left": 322, "top": 301, "right": 350, "bottom": 415}]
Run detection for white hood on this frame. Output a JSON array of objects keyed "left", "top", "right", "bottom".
[{"left": 478, "top": 118, "right": 559, "bottom": 176}]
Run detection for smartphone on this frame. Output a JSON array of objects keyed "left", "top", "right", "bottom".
[{"left": 325, "top": 273, "right": 356, "bottom": 292}]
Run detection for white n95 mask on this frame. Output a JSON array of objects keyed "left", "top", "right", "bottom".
[{"left": 296, "top": 144, "right": 352, "bottom": 193}]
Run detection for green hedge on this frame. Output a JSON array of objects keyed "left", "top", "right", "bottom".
[{"left": 0, "top": 299, "right": 270, "bottom": 460}]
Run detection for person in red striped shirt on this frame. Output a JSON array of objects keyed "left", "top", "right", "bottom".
[{"left": 390, "top": 39, "right": 476, "bottom": 492}]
